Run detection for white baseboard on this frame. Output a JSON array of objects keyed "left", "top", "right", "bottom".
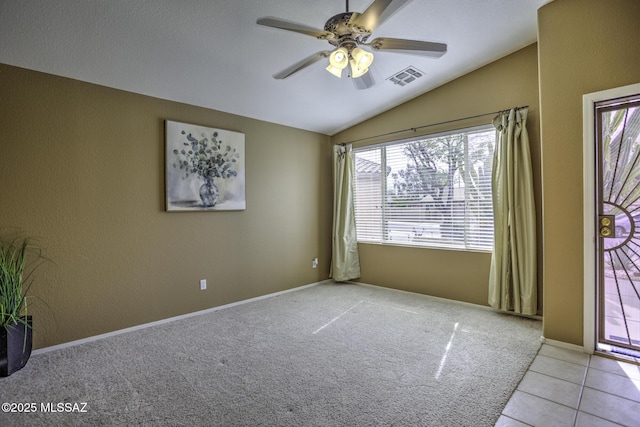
[
  {"left": 33, "top": 279, "right": 331, "bottom": 356},
  {"left": 542, "top": 337, "right": 588, "bottom": 354},
  {"left": 346, "top": 280, "right": 543, "bottom": 320}
]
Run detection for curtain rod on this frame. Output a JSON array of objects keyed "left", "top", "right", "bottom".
[{"left": 337, "top": 105, "right": 529, "bottom": 146}]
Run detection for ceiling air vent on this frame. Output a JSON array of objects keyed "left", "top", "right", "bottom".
[{"left": 387, "top": 67, "right": 424, "bottom": 87}]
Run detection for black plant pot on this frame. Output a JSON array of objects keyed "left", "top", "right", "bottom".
[{"left": 0, "top": 315, "right": 33, "bottom": 377}]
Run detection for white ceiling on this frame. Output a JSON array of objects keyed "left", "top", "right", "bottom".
[{"left": 0, "top": 0, "right": 549, "bottom": 135}]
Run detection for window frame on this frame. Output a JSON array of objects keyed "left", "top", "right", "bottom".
[{"left": 352, "top": 124, "right": 496, "bottom": 253}]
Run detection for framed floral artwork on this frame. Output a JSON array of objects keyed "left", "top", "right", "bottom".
[{"left": 165, "top": 120, "right": 246, "bottom": 211}]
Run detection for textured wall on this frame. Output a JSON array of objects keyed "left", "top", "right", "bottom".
[
  {"left": 0, "top": 64, "right": 332, "bottom": 349},
  {"left": 332, "top": 44, "right": 542, "bottom": 309},
  {"left": 538, "top": 0, "right": 640, "bottom": 345}
]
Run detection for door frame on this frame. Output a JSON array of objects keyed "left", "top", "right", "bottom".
[{"left": 583, "top": 82, "right": 640, "bottom": 354}]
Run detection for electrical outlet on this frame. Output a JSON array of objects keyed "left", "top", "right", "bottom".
[
  {"left": 200, "top": 279, "right": 207, "bottom": 290},
  {"left": 312, "top": 258, "right": 318, "bottom": 269}
]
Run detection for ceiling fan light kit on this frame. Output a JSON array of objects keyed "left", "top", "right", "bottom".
[
  {"left": 350, "top": 60, "right": 367, "bottom": 78},
  {"left": 349, "top": 47, "right": 374, "bottom": 78},
  {"left": 325, "top": 64, "right": 344, "bottom": 78},
  {"left": 257, "top": 0, "right": 447, "bottom": 89},
  {"left": 352, "top": 48, "right": 373, "bottom": 68},
  {"left": 326, "top": 47, "right": 350, "bottom": 77}
]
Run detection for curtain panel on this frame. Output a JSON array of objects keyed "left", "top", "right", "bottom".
[
  {"left": 488, "top": 108, "right": 537, "bottom": 315},
  {"left": 330, "top": 144, "right": 361, "bottom": 282}
]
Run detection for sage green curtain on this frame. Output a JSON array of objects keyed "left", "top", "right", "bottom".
[
  {"left": 330, "top": 144, "right": 361, "bottom": 282},
  {"left": 488, "top": 108, "right": 537, "bottom": 315}
]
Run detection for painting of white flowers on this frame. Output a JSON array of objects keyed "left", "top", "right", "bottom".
[{"left": 165, "top": 120, "right": 245, "bottom": 211}]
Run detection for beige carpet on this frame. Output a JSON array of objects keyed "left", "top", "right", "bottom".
[{"left": 0, "top": 282, "right": 541, "bottom": 426}]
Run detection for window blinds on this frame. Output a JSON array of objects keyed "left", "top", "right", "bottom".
[{"left": 353, "top": 126, "right": 495, "bottom": 251}]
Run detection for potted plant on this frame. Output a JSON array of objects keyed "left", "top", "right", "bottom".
[{"left": 0, "top": 237, "right": 44, "bottom": 377}]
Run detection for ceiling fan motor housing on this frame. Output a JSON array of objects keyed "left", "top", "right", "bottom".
[{"left": 324, "top": 12, "right": 371, "bottom": 47}]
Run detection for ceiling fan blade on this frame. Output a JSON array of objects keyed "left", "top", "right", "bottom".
[
  {"left": 257, "top": 17, "right": 334, "bottom": 40},
  {"left": 350, "top": 0, "right": 411, "bottom": 32},
  {"left": 368, "top": 37, "right": 447, "bottom": 58},
  {"left": 273, "top": 51, "right": 332, "bottom": 79},
  {"left": 352, "top": 71, "right": 375, "bottom": 90}
]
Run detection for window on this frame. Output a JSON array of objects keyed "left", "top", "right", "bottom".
[{"left": 353, "top": 125, "right": 495, "bottom": 251}]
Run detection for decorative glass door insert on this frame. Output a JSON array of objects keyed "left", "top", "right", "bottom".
[{"left": 596, "top": 95, "right": 640, "bottom": 356}]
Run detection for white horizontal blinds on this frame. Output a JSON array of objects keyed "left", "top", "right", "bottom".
[
  {"left": 386, "top": 142, "right": 433, "bottom": 244},
  {"left": 354, "top": 149, "right": 383, "bottom": 242},
  {"left": 464, "top": 128, "right": 495, "bottom": 250},
  {"left": 352, "top": 125, "right": 495, "bottom": 251}
]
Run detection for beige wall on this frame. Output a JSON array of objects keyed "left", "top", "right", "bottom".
[
  {"left": 332, "top": 44, "right": 542, "bottom": 308},
  {"left": 0, "top": 64, "right": 332, "bottom": 349},
  {"left": 538, "top": 0, "right": 640, "bottom": 345},
  {"left": 5, "top": 0, "right": 636, "bottom": 351}
]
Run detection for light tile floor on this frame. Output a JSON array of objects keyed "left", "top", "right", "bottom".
[{"left": 496, "top": 344, "right": 640, "bottom": 427}]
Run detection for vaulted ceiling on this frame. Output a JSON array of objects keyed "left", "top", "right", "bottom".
[{"left": 0, "top": 0, "right": 549, "bottom": 135}]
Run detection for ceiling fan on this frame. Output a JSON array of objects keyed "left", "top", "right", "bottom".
[{"left": 256, "top": 0, "right": 447, "bottom": 89}]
